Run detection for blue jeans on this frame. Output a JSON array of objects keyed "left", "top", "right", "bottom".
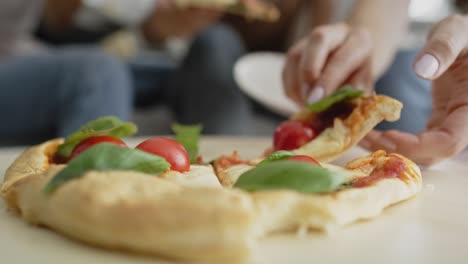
[
  {"left": 0, "top": 48, "right": 133, "bottom": 145},
  {"left": 376, "top": 49, "right": 432, "bottom": 133}
]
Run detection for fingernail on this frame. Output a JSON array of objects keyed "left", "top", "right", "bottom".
[
  {"left": 379, "top": 138, "right": 396, "bottom": 152},
  {"left": 307, "top": 87, "right": 325, "bottom": 104},
  {"left": 414, "top": 54, "right": 439, "bottom": 79}
]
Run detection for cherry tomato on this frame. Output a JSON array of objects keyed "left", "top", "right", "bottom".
[
  {"left": 273, "top": 120, "right": 317, "bottom": 151},
  {"left": 288, "top": 155, "right": 321, "bottom": 166},
  {"left": 69, "top": 136, "right": 127, "bottom": 160},
  {"left": 135, "top": 137, "right": 190, "bottom": 173}
]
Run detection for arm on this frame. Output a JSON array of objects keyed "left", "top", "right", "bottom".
[
  {"left": 142, "top": 3, "right": 221, "bottom": 45},
  {"left": 283, "top": 0, "right": 410, "bottom": 105},
  {"left": 346, "top": 0, "right": 410, "bottom": 79}
]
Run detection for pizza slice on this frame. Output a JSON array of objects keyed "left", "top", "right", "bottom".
[
  {"left": 271, "top": 86, "right": 403, "bottom": 162},
  {"left": 175, "top": 0, "right": 280, "bottom": 22},
  {"left": 215, "top": 149, "right": 422, "bottom": 233}
]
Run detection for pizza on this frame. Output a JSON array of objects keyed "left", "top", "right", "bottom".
[
  {"left": 270, "top": 86, "right": 403, "bottom": 162},
  {"left": 0, "top": 89, "right": 422, "bottom": 263},
  {"left": 175, "top": 0, "right": 280, "bottom": 22}
]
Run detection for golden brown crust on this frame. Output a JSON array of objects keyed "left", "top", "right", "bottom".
[
  {"left": 291, "top": 94, "right": 403, "bottom": 162},
  {"left": 219, "top": 151, "right": 422, "bottom": 233},
  {"left": 175, "top": 0, "right": 280, "bottom": 22},
  {"left": 1, "top": 139, "right": 421, "bottom": 262},
  {"left": 1, "top": 139, "right": 63, "bottom": 196},
  {"left": 2, "top": 140, "right": 257, "bottom": 262}
]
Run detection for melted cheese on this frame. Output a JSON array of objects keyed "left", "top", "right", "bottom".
[{"left": 159, "top": 165, "right": 222, "bottom": 188}]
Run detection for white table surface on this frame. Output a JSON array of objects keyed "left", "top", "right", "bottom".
[{"left": 1, "top": 137, "right": 468, "bottom": 264}]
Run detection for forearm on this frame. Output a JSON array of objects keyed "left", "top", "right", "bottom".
[{"left": 346, "top": 0, "right": 410, "bottom": 79}]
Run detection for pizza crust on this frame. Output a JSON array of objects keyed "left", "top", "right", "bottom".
[
  {"left": 1, "top": 139, "right": 63, "bottom": 197},
  {"left": 291, "top": 94, "right": 403, "bottom": 162},
  {"left": 174, "top": 0, "right": 280, "bottom": 22},
  {"left": 220, "top": 151, "right": 422, "bottom": 233},
  {"left": 1, "top": 140, "right": 422, "bottom": 262},
  {"left": 2, "top": 140, "right": 257, "bottom": 262}
]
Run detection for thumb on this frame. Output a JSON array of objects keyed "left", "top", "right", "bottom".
[{"left": 413, "top": 15, "right": 468, "bottom": 80}]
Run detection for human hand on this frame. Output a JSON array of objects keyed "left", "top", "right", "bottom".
[
  {"left": 283, "top": 23, "right": 373, "bottom": 106},
  {"left": 361, "top": 15, "right": 468, "bottom": 165},
  {"left": 143, "top": 0, "right": 222, "bottom": 42}
]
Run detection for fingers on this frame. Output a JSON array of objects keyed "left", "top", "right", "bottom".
[
  {"left": 319, "top": 27, "right": 372, "bottom": 95},
  {"left": 344, "top": 59, "right": 373, "bottom": 91},
  {"left": 300, "top": 24, "right": 350, "bottom": 103},
  {"left": 414, "top": 15, "right": 468, "bottom": 80},
  {"left": 283, "top": 40, "right": 307, "bottom": 105},
  {"left": 299, "top": 24, "right": 350, "bottom": 97},
  {"left": 361, "top": 106, "right": 468, "bottom": 165},
  {"left": 284, "top": 23, "right": 373, "bottom": 105}
]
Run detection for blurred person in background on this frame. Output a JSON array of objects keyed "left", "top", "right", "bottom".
[
  {"left": 0, "top": 0, "right": 133, "bottom": 146},
  {"left": 40, "top": 0, "right": 255, "bottom": 135},
  {"left": 125, "top": 0, "right": 428, "bottom": 134}
]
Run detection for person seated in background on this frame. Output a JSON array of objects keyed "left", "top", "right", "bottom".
[
  {"left": 0, "top": 0, "right": 133, "bottom": 146},
  {"left": 137, "top": 0, "right": 429, "bottom": 134},
  {"left": 40, "top": 0, "right": 255, "bottom": 135}
]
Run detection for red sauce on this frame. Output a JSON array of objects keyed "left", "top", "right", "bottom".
[
  {"left": 214, "top": 152, "right": 254, "bottom": 170},
  {"left": 352, "top": 156, "right": 407, "bottom": 188},
  {"left": 297, "top": 101, "right": 356, "bottom": 135}
]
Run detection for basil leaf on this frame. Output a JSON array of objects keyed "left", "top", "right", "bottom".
[
  {"left": 56, "top": 116, "right": 137, "bottom": 159},
  {"left": 307, "top": 86, "right": 363, "bottom": 113},
  {"left": 234, "top": 160, "right": 345, "bottom": 194},
  {"left": 45, "top": 144, "right": 170, "bottom": 194},
  {"left": 172, "top": 123, "right": 202, "bottom": 163},
  {"left": 258, "top": 150, "right": 295, "bottom": 166}
]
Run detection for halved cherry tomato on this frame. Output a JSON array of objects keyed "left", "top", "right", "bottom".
[
  {"left": 273, "top": 120, "right": 317, "bottom": 151},
  {"left": 288, "top": 155, "right": 321, "bottom": 166},
  {"left": 69, "top": 136, "right": 127, "bottom": 160},
  {"left": 135, "top": 137, "right": 190, "bottom": 173}
]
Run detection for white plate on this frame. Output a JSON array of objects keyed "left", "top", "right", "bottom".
[{"left": 234, "top": 52, "right": 300, "bottom": 117}]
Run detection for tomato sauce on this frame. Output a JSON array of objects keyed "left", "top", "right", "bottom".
[
  {"left": 297, "top": 101, "right": 356, "bottom": 135},
  {"left": 352, "top": 156, "right": 407, "bottom": 188},
  {"left": 215, "top": 152, "right": 254, "bottom": 170}
]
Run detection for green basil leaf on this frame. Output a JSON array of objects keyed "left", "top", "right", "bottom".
[
  {"left": 258, "top": 150, "right": 295, "bottom": 166},
  {"left": 307, "top": 86, "right": 363, "bottom": 113},
  {"left": 172, "top": 123, "right": 202, "bottom": 163},
  {"left": 56, "top": 116, "right": 137, "bottom": 159},
  {"left": 234, "top": 160, "right": 345, "bottom": 193},
  {"left": 45, "top": 143, "right": 170, "bottom": 194}
]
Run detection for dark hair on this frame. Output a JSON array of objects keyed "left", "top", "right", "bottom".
[{"left": 455, "top": 0, "right": 468, "bottom": 12}]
